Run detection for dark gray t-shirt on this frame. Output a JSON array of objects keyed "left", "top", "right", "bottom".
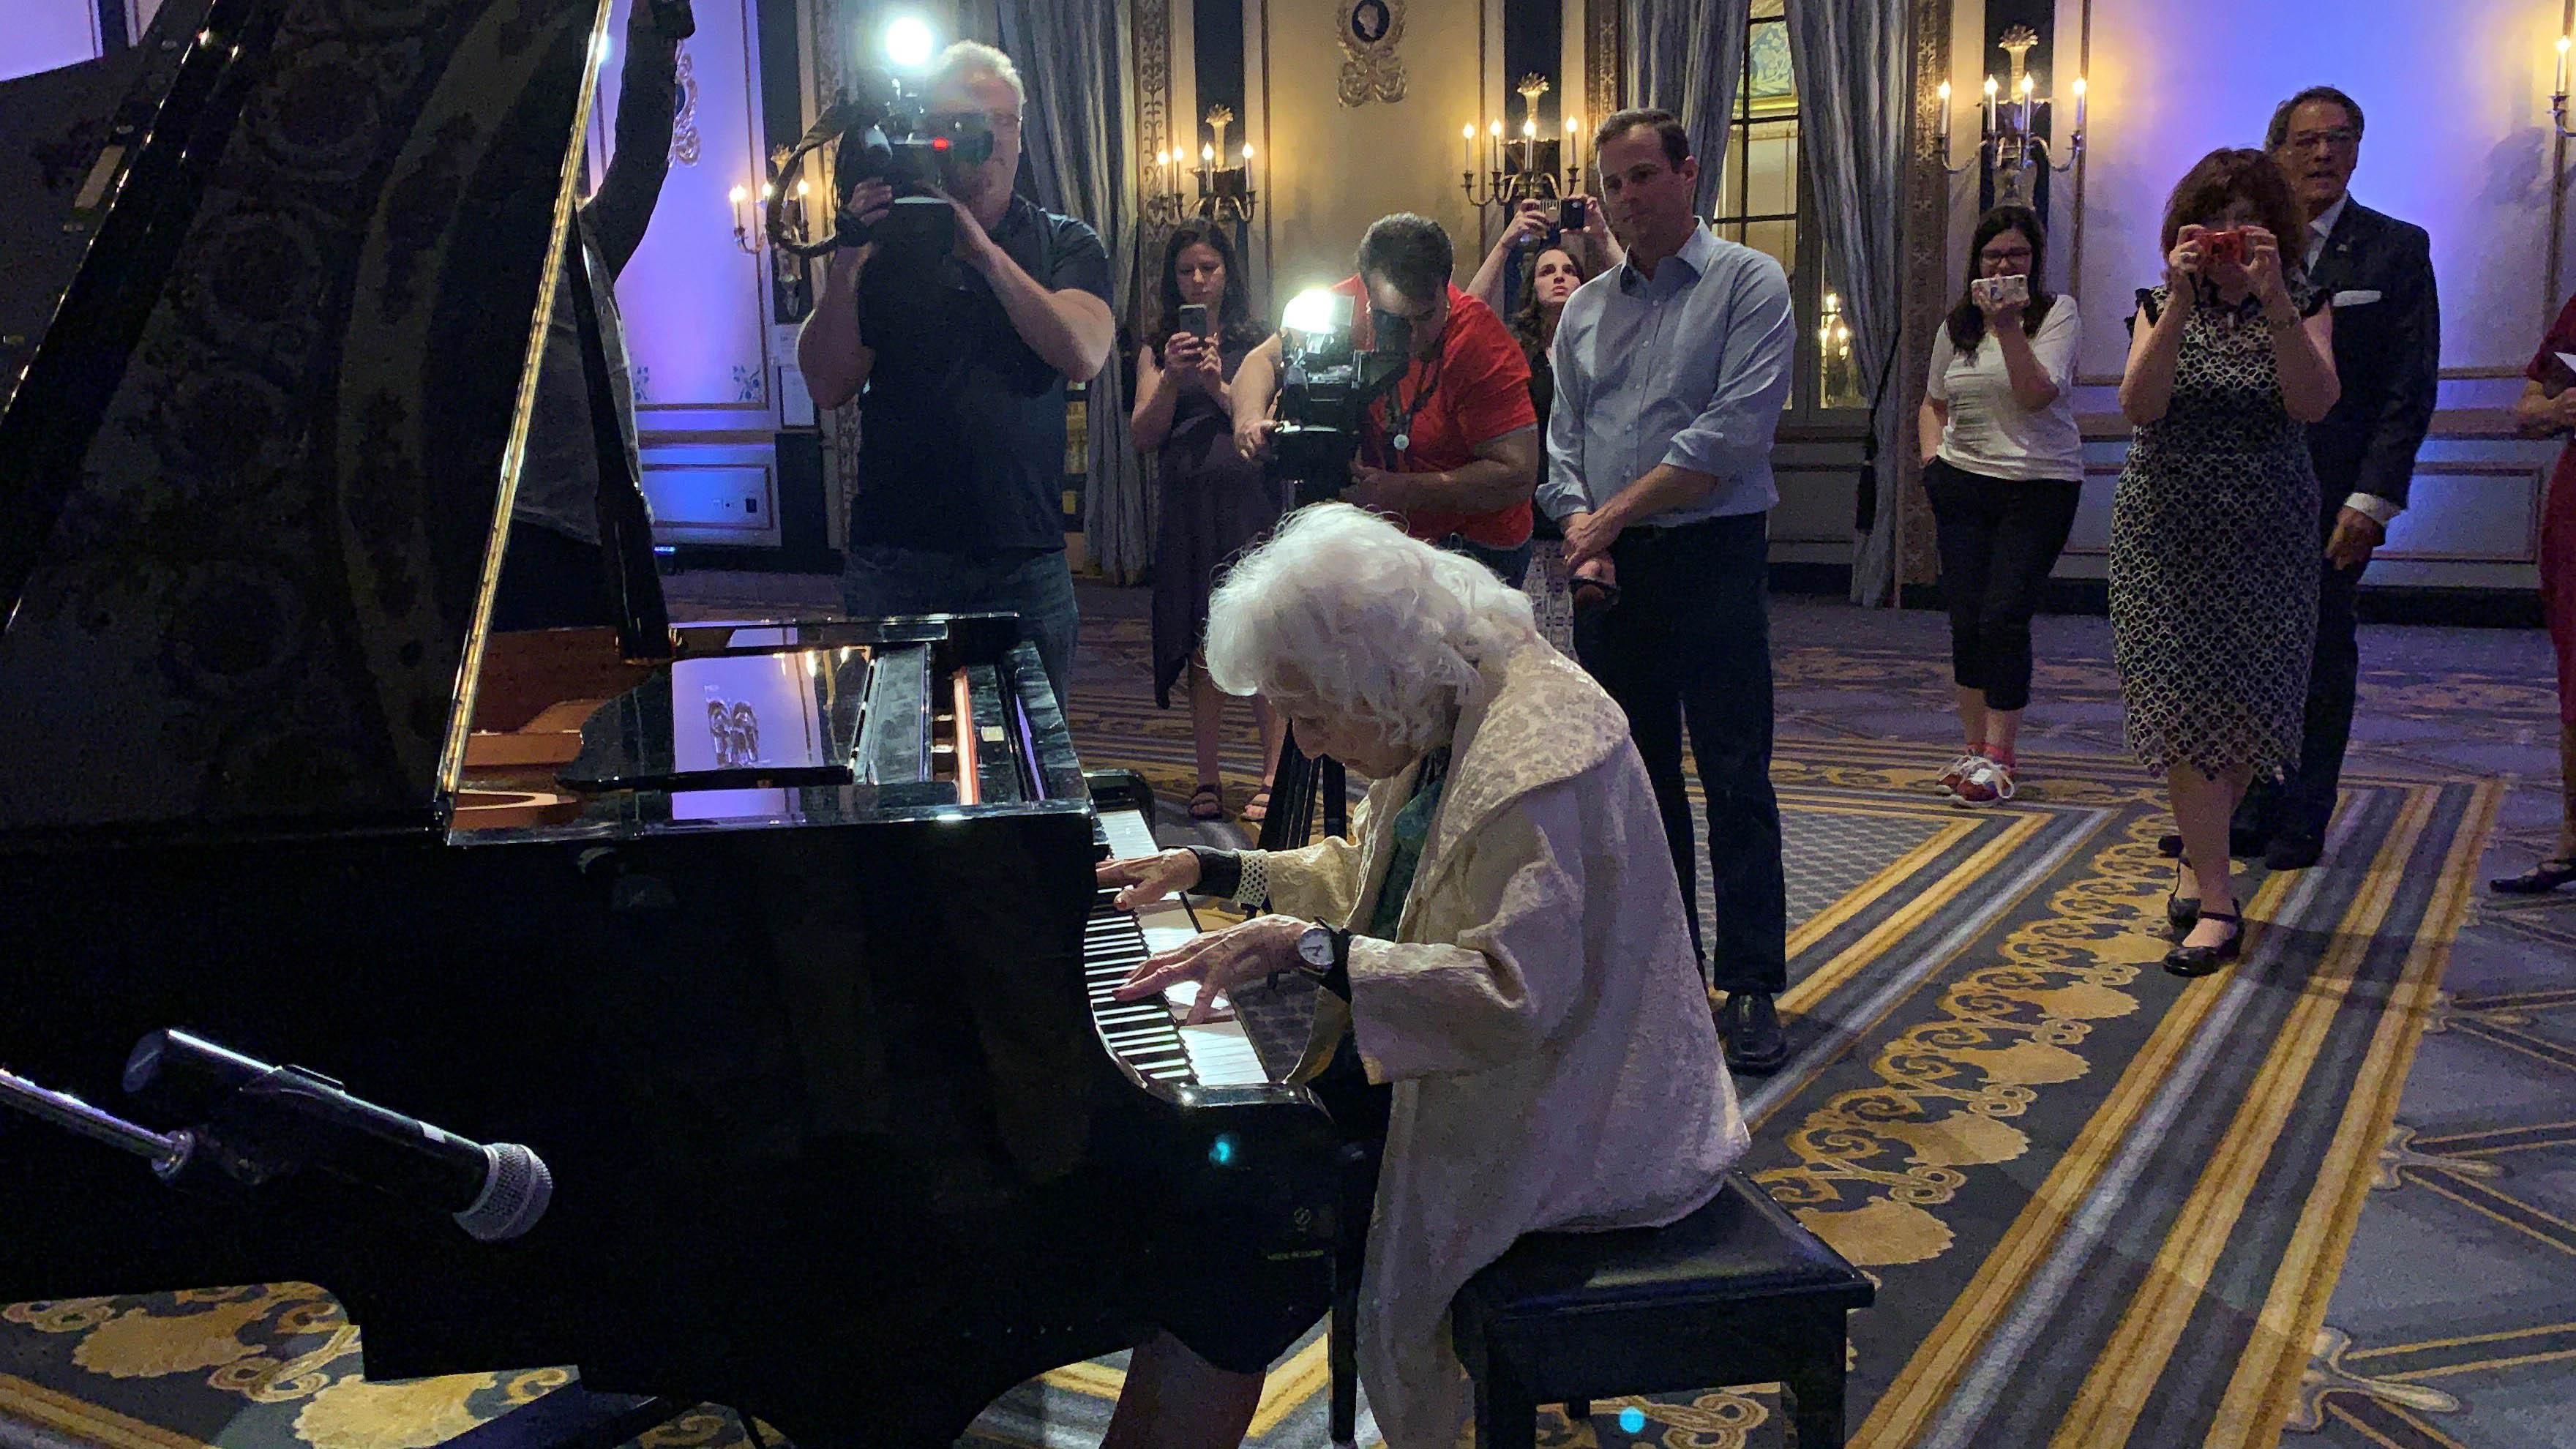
[{"left": 849, "top": 195, "right": 1112, "bottom": 554}]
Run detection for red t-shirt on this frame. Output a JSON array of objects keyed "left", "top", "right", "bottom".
[
  {"left": 1332, "top": 276, "right": 1539, "bottom": 548},
  {"left": 2528, "top": 293, "right": 2576, "bottom": 504}
]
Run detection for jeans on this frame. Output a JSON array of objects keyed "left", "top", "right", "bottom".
[
  {"left": 1924, "top": 460, "right": 2081, "bottom": 714},
  {"left": 1571, "top": 511, "right": 1787, "bottom": 993},
  {"left": 841, "top": 544, "right": 1081, "bottom": 710},
  {"left": 2238, "top": 510, "right": 2366, "bottom": 843}
]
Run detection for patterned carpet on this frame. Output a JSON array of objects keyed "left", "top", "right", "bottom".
[{"left": 1, "top": 585, "right": 2556, "bottom": 1449}]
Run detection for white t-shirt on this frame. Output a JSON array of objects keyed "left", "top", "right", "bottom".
[{"left": 1925, "top": 295, "right": 2083, "bottom": 482}]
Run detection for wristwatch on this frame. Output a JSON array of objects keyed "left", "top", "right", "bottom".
[{"left": 1296, "top": 924, "right": 1341, "bottom": 972}]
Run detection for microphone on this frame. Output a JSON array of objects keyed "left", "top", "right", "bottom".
[{"left": 121, "top": 1030, "right": 553, "bottom": 1243}]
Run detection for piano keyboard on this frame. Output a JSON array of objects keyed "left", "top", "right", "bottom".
[{"left": 1087, "top": 807, "right": 1271, "bottom": 1088}]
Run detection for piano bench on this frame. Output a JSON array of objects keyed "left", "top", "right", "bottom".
[{"left": 1447, "top": 1172, "right": 1874, "bottom": 1448}]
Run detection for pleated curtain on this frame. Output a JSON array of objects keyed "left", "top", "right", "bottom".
[{"left": 1786, "top": 0, "right": 1909, "bottom": 605}]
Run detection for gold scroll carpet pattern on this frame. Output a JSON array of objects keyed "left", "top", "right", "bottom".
[{"left": 0, "top": 602, "right": 2538, "bottom": 1449}]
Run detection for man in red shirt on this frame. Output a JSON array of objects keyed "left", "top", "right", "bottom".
[{"left": 1234, "top": 214, "right": 1540, "bottom": 582}]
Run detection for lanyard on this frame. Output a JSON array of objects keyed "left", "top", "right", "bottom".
[{"left": 1377, "top": 346, "right": 1444, "bottom": 463}]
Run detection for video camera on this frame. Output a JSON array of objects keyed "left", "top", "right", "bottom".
[
  {"left": 766, "top": 68, "right": 996, "bottom": 269},
  {"left": 1270, "top": 289, "right": 1415, "bottom": 508}
]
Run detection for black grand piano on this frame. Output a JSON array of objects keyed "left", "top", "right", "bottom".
[{"left": 0, "top": 1, "right": 1336, "bottom": 1442}]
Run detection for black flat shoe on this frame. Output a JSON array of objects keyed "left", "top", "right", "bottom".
[
  {"left": 2167, "top": 857, "right": 2201, "bottom": 935},
  {"left": 1717, "top": 992, "right": 1789, "bottom": 1074},
  {"left": 2164, "top": 910, "right": 2242, "bottom": 978},
  {"left": 2491, "top": 858, "right": 2576, "bottom": 895}
]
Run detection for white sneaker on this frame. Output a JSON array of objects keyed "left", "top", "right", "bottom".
[
  {"left": 1954, "top": 756, "right": 2015, "bottom": 806},
  {"left": 1934, "top": 752, "right": 1980, "bottom": 797}
]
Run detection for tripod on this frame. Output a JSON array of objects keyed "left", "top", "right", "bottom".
[{"left": 1254, "top": 725, "right": 1347, "bottom": 850}]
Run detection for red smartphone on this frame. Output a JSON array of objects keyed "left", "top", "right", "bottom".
[{"left": 2202, "top": 229, "right": 2248, "bottom": 267}]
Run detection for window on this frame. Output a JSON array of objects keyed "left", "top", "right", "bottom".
[{"left": 1708, "top": 0, "right": 1865, "bottom": 418}]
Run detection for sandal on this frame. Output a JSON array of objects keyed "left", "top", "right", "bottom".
[
  {"left": 1241, "top": 787, "right": 1271, "bottom": 825},
  {"left": 1187, "top": 782, "right": 1224, "bottom": 822}
]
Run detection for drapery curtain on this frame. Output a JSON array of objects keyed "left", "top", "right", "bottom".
[
  {"left": 1787, "top": 0, "right": 1909, "bottom": 606},
  {"left": 1622, "top": 0, "right": 1746, "bottom": 217},
  {"left": 987, "top": 0, "right": 1152, "bottom": 583}
]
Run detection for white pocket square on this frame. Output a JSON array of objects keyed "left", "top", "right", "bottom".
[{"left": 2332, "top": 289, "right": 2383, "bottom": 307}]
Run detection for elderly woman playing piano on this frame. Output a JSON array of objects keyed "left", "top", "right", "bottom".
[{"left": 1094, "top": 503, "right": 1748, "bottom": 1449}]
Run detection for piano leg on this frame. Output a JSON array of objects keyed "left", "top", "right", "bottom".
[{"left": 438, "top": 1385, "right": 697, "bottom": 1449}]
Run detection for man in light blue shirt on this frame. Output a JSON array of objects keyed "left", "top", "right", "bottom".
[{"left": 1543, "top": 108, "right": 1794, "bottom": 1071}]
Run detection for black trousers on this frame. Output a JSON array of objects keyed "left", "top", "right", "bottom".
[
  {"left": 2239, "top": 507, "right": 2366, "bottom": 843},
  {"left": 1923, "top": 460, "right": 2081, "bottom": 714},
  {"left": 491, "top": 520, "right": 615, "bottom": 632},
  {"left": 1571, "top": 512, "right": 1787, "bottom": 993}
]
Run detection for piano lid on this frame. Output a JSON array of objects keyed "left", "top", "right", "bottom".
[{"left": 0, "top": 0, "right": 614, "bottom": 845}]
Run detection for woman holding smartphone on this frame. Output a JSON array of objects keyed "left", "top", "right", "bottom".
[
  {"left": 1917, "top": 205, "right": 2084, "bottom": 807},
  {"left": 1136, "top": 220, "right": 1287, "bottom": 824},
  {"left": 2114, "top": 149, "right": 2338, "bottom": 976}
]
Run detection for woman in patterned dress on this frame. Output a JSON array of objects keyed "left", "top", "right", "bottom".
[
  {"left": 2114, "top": 149, "right": 2340, "bottom": 976},
  {"left": 1138, "top": 220, "right": 1289, "bottom": 823}
]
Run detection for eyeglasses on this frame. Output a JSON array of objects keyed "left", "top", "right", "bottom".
[
  {"left": 2284, "top": 128, "right": 2357, "bottom": 152},
  {"left": 1980, "top": 246, "right": 2034, "bottom": 263}
]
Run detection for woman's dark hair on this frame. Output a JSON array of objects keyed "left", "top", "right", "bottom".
[
  {"left": 2159, "top": 148, "right": 2306, "bottom": 274},
  {"left": 1508, "top": 243, "right": 1591, "bottom": 357},
  {"left": 1151, "top": 219, "right": 1268, "bottom": 359},
  {"left": 1946, "top": 205, "right": 2058, "bottom": 352}
]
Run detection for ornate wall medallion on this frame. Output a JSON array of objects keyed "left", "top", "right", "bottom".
[
  {"left": 1337, "top": 0, "right": 1407, "bottom": 107},
  {"left": 667, "top": 44, "right": 700, "bottom": 167}
]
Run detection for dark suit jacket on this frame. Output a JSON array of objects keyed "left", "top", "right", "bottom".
[{"left": 2304, "top": 198, "right": 2439, "bottom": 514}]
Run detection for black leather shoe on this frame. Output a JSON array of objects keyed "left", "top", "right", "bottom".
[
  {"left": 2264, "top": 833, "right": 2324, "bottom": 871},
  {"left": 2163, "top": 910, "right": 2242, "bottom": 978},
  {"left": 1717, "top": 992, "right": 1789, "bottom": 1074},
  {"left": 2493, "top": 858, "right": 2576, "bottom": 895}
]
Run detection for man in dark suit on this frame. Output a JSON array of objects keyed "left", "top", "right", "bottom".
[{"left": 2231, "top": 86, "right": 2441, "bottom": 869}]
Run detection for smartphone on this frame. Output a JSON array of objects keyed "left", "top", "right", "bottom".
[
  {"left": 2202, "top": 229, "right": 2248, "bottom": 267},
  {"left": 1558, "top": 196, "right": 1587, "bottom": 231},
  {"left": 1176, "top": 303, "right": 1212, "bottom": 338},
  {"left": 1972, "top": 274, "right": 2029, "bottom": 307}
]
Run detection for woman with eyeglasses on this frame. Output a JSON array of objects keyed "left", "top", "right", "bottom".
[
  {"left": 1136, "top": 220, "right": 1289, "bottom": 825},
  {"left": 1917, "top": 205, "right": 2084, "bottom": 809}
]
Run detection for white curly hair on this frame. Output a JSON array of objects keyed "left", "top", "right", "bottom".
[{"left": 1204, "top": 504, "right": 1540, "bottom": 757}]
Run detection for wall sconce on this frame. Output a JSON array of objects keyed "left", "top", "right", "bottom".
[
  {"left": 1464, "top": 75, "right": 1581, "bottom": 214},
  {"left": 2553, "top": 34, "right": 2576, "bottom": 138},
  {"left": 1142, "top": 106, "right": 1259, "bottom": 237},
  {"left": 731, "top": 176, "right": 812, "bottom": 255},
  {"left": 1931, "top": 26, "right": 2084, "bottom": 207}
]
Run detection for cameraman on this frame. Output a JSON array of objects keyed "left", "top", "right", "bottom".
[
  {"left": 795, "top": 42, "right": 1116, "bottom": 705},
  {"left": 1232, "top": 214, "right": 1540, "bottom": 584}
]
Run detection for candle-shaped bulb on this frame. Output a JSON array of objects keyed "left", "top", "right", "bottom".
[
  {"left": 795, "top": 179, "right": 809, "bottom": 197},
  {"left": 1521, "top": 118, "right": 1536, "bottom": 139},
  {"left": 2020, "top": 74, "right": 2034, "bottom": 97},
  {"left": 1489, "top": 119, "right": 1502, "bottom": 138},
  {"left": 1938, "top": 79, "right": 1952, "bottom": 102},
  {"left": 2071, "top": 75, "right": 2087, "bottom": 133},
  {"left": 2560, "top": 36, "right": 2572, "bottom": 97},
  {"left": 1566, "top": 115, "right": 1580, "bottom": 134},
  {"left": 1983, "top": 75, "right": 1999, "bottom": 100},
  {"left": 1201, "top": 143, "right": 1215, "bottom": 164},
  {"left": 729, "top": 184, "right": 748, "bottom": 205},
  {"left": 1241, "top": 142, "right": 1254, "bottom": 162},
  {"left": 1462, "top": 122, "right": 1476, "bottom": 140}
]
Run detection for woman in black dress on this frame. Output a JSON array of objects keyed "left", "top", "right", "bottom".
[
  {"left": 2114, "top": 150, "right": 2340, "bottom": 976},
  {"left": 1136, "top": 220, "right": 1287, "bottom": 823}
]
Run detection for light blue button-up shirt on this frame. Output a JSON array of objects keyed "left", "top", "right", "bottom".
[{"left": 1540, "top": 224, "right": 1794, "bottom": 526}]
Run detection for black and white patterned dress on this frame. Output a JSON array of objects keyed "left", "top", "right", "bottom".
[{"left": 2110, "top": 282, "right": 2323, "bottom": 779}]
